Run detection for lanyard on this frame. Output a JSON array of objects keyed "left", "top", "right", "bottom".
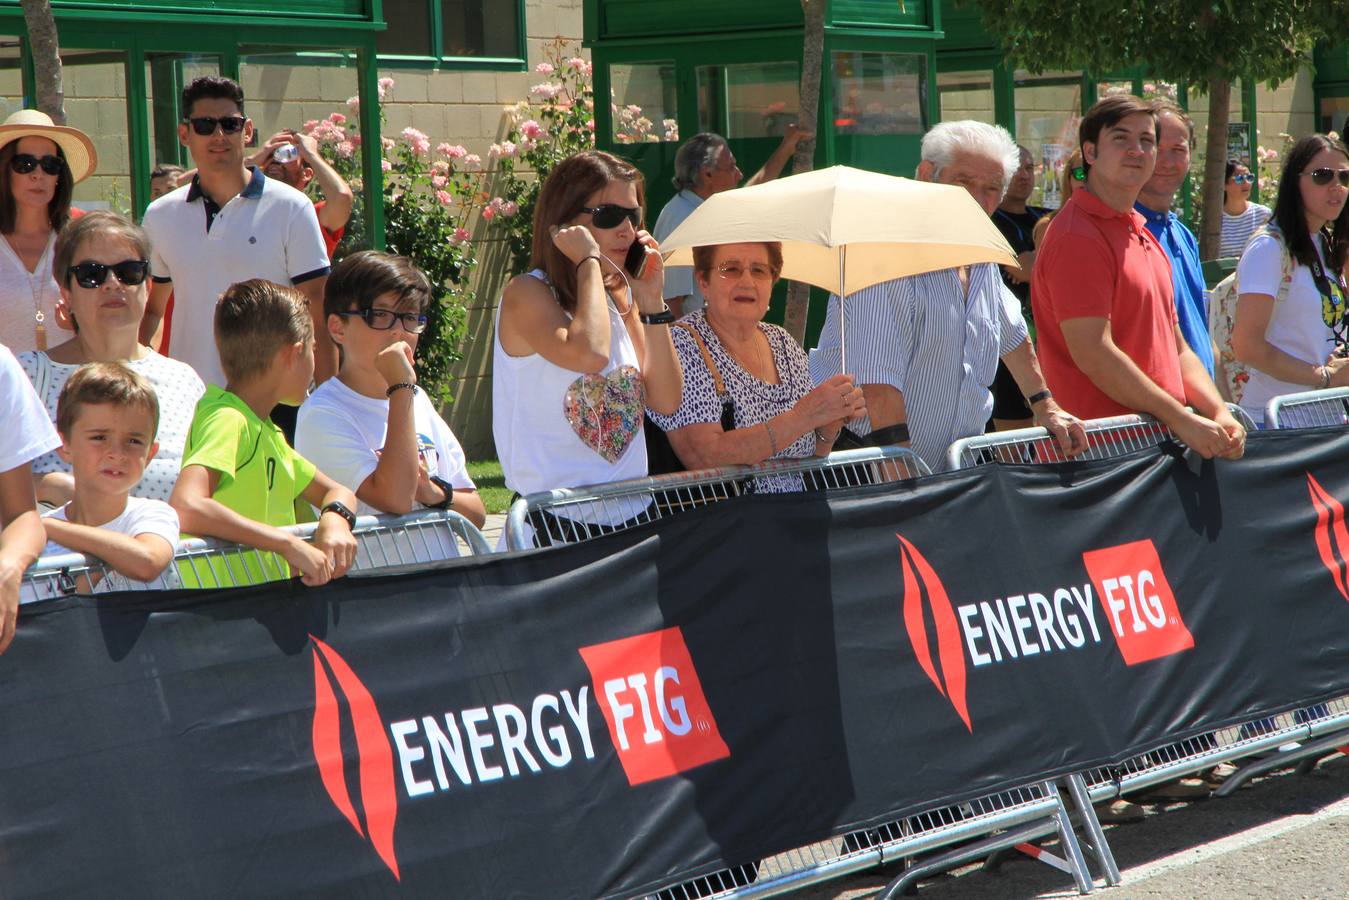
[{"left": 1307, "top": 232, "right": 1349, "bottom": 346}]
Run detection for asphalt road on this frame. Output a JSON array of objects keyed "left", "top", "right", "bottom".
[{"left": 796, "top": 753, "right": 1349, "bottom": 899}]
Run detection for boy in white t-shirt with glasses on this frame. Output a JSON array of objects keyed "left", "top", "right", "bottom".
[{"left": 295, "top": 251, "right": 484, "bottom": 547}]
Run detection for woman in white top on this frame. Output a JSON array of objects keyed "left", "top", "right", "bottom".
[
  {"left": 493, "top": 150, "right": 681, "bottom": 545},
  {"left": 1219, "top": 160, "right": 1272, "bottom": 259},
  {"left": 0, "top": 110, "right": 97, "bottom": 354},
  {"left": 19, "top": 211, "right": 204, "bottom": 504},
  {"left": 1232, "top": 134, "right": 1349, "bottom": 426}
]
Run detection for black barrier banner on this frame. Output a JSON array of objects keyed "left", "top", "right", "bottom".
[{"left": 4, "top": 431, "right": 1349, "bottom": 898}]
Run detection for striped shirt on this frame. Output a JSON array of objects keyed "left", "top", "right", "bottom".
[
  {"left": 1219, "top": 203, "right": 1271, "bottom": 259},
  {"left": 808, "top": 263, "right": 1028, "bottom": 472}
]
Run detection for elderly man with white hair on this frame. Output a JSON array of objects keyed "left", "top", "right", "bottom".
[{"left": 808, "top": 120, "right": 1086, "bottom": 471}]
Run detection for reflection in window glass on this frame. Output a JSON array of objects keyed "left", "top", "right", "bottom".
[
  {"left": 0, "top": 36, "right": 23, "bottom": 121},
  {"left": 442, "top": 0, "right": 520, "bottom": 58},
  {"left": 377, "top": 0, "right": 433, "bottom": 57},
  {"left": 1321, "top": 96, "right": 1349, "bottom": 135},
  {"left": 1014, "top": 71, "right": 1082, "bottom": 208},
  {"left": 937, "top": 70, "right": 996, "bottom": 125},
  {"left": 696, "top": 61, "right": 800, "bottom": 139},
  {"left": 610, "top": 62, "right": 678, "bottom": 144},
  {"left": 832, "top": 51, "right": 926, "bottom": 135},
  {"left": 62, "top": 51, "right": 131, "bottom": 212}
]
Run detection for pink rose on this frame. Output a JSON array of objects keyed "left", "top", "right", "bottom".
[
  {"left": 328, "top": 112, "right": 347, "bottom": 125},
  {"left": 345, "top": 96, "right": 359, "bottom": 113},
  {"left": 303, "top": 119, "right": 320, "bottom": 133},
  {"left": 535, "top": 62, "right": 555, "bottom": 75},
  {"left": 401, "top": 127, "right": 431, "bottom": 156},
  {"left": 501, "top": 200, "right": 519, "bottom": 217},
  {"left": 481, "top": 206, "right": 496, "bottom": 221},
  {"left": 336, "top": 141, "right": 354, "bottom": 159},
  {"left": 431, "top": 174, "right": 448, "bottom": 189},
  {"left": 442, "top": 143, "right": 468, "bottom": 159},
  {"left": 435, "top": 190, "right": 454, "bottom": 206},
  {"left": 380, "top": 159, "right": 392, "bottom": 172},
  {"left": 463, "top": 153, "right": 482, "bottom": 169},
  {"left": 451, "top": 227, "right": 471, "bottom": 245},
  {"left": 520, "top": 119, "right": 545, "bottom": 141}
]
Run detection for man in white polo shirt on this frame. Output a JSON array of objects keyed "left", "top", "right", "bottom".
[{"left": 140, "top": 76, "right": 333, "bottom": 392}]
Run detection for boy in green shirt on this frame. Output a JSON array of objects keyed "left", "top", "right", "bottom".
[{"left": 171, "top": 279, "right": 358, "bottom": 586}]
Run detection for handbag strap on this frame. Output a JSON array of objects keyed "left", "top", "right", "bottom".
[{"left": 673, "top": 322, "right": 727, "bottom": 397}]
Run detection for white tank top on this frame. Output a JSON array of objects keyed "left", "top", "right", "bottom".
[{"left": 493, "top": 270, "right": 649, "bottom": 522}]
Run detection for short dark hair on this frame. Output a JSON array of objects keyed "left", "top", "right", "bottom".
[
  {"left": 324, "top": 250, "right": 432, "bottom": 319},
  {"left": 1079, "top": 94, "right": 1158, "bottom": 176},
  {"left": 56, "top": 361, "right": 160, "bottom": 439},
  {"left": 691, "top": 242, "right": 784, "bottom": 279},
  {"left": 1151, "top": 99, "right": 1196, "bottom": 150},
  {"left": 151, "top": 163, "right": 185, "bottom": 180},
  {"left": 0, "top": 140, "right": 74, "bottom": 234},
  {"left": 181, "top": 76, "right": 244, "bottom": 119},
  {"left": 215, "top": 279, "right": 312, "bottom": 384},
  {"left": 1226, "top": 159, "right": 1238, "bottom": 180}
]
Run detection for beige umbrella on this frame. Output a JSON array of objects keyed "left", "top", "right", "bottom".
[{"left": 660, "top": 165, "right": 1018, "bottom": 371}]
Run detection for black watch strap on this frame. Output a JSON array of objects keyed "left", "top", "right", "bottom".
[
  {"left": 639, "top": 305, "right": 676, "bottom": 325},
  {"left": 427, "top": 475, "right": 455, "bottom": 510},
  {"left": 1026, "top": 389, "right": 1053, "bottom": 406},
  {"left": 320, "top": 501, "right": 357, "bottom": 530}
]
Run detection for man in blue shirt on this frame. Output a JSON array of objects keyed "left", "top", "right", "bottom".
[{"left": 1134, "top": 100, "right": 1215, "bottom": 377}]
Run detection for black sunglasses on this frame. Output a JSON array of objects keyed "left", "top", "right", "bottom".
[
  {"left": 580, "top": 204, "right": 641, "bottom": 229},
  {"left": 335, "top": 307, "right": 429, "bottom": 333},
  {"left": 10, "top": 153, "right": 63, "bottom": 176},
  {"left": 184, "top": 115, "right": 247, "bottom": 136},
  {"left": 1303, "top": 167, "right": 1349, "bottom": 187},
  {"left": 68, "top": 259, "right": 150, "bottom": 289}
]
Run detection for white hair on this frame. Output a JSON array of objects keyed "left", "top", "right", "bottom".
[{"left": 919, "top": 120, "right": 1021, "bottom": 194}]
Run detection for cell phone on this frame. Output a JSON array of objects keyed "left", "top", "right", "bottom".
[{"left": 624, "top": 240, "right": 647, "bottom": 278}]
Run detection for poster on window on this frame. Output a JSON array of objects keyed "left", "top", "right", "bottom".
[
  {"left": 1041, "top": 142, "right": 1067, "bottom": 210},
  {"left": 1227, "top": 123, "right": 1252, "bottom": 170}
]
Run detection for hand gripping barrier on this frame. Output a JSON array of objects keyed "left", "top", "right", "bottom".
[
  {"left": 21, "top": 509, "right": 491, "bottom": 600},
  {"left": 1266, "top": 386, "right": 1349, "bottom": 430},
  {"left": 946, "top": 405, "right": 1348, "bottom": 868},
  {"left": 505, "top": 447, "right": 930, "bottom": 551}
]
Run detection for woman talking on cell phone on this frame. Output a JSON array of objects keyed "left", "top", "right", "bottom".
[{"left": 493, "top": 150, "right": 681, "bottom": 546}]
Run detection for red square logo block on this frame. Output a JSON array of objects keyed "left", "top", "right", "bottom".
[
  {"left": 1082, "top": 539, "right": 1194, "bottom": 665},
  {"left": 579, "top": 627, "right": 730, "bottom": 786}
]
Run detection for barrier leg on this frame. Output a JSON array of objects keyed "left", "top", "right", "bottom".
[
  {"left": 874, "top": 781, "right": 1094, "bottom": 898},
  {"left": 1062, "top": 772, "right": 1121, "bottom": 886},
  {"left": 1214, "top": 729, "right": 1349, "bottom": 797}
]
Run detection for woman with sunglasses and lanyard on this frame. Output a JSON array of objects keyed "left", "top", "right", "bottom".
[
  {"left": 1232, "top": 134, "right": 1349, "bottom": 427},
  {"left": 0, "top": 110, "right": 97, "bottom": 355},
  {"left": 494, "top": 150, "right": 681, "bottom": 547},
  {"left": 1220, "top": 160, "right": 1272, "bottom": 259},
  {"left": 17, "top": 211, "right": 204, "bottom": 507},
  {"left": 1031, "top": 148, "right": 1085, "bottom": 248}
]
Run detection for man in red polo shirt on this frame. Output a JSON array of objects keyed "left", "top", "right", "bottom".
[{"left": 1033, "top": 95, "right": 1244, "bottom": 459}]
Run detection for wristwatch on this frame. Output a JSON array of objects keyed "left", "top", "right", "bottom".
[
  {"left": 426, "top": 475, "right": 455, "bottom": 510},
  {"left": 320, "top": 500, "right": 357, "bottom": 531},
  {"left": 639, "top": 304, "right": 676, "bottom": 325}
]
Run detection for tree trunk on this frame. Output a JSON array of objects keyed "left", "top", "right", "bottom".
[
  {"left": 20, "top": 0, "right": 64, "bottom": 123},
  {"left": 782, "top": 0, "right": 825, "bottom": 345},
  {"left": 1199, "top": 75, "right": 1232, "bottom": 261}
]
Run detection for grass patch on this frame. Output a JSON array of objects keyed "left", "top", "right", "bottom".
[{"left": 467, "top": 459, "right": 511, "bottom": 515}]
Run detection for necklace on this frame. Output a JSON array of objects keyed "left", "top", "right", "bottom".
[
  {"left": 5, "top": 231, "right": 52, "bottom": 351},
  {"left": 710, "top": 315, "right": 772, "bottom": 382}
]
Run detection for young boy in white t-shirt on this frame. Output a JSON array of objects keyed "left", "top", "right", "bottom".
[
  {"left": 296, "top": 251, "right": 485, "bottom": 546},
  {"left": 36, "top": 362, "right": 180, "bottom": 595}
]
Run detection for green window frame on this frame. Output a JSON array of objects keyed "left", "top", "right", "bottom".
[{"left": 376, "top": 0, "right": 527, "bottom": 71}]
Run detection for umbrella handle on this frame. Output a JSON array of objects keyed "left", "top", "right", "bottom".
[{"left": 838, "top": 246, "right": 847, "bottom": 375}]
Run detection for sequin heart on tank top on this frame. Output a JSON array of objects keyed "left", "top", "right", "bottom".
[{"left": 563, "top": 365, "right": 645, "bottom": 463}]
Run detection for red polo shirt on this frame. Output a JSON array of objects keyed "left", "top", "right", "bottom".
[{"left": 1032, "top": 189, "right": 1183, "bottom": 419}]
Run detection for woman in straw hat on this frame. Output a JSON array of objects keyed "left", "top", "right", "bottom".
[{"left": 0, "top": 109, "right": 97, "bottom": 354}]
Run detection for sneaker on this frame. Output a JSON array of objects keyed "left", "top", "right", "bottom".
[
  {"left": 1094, "top": 798, "right": 1145, "bottom": 824},
  {"left": 1140, "top": 777, "right": 1212, "bottom": 800}
]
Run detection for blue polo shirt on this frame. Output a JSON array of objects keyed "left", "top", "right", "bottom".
[{"left": 1136, "top": 202, "right": 1214, "bottom": 377}]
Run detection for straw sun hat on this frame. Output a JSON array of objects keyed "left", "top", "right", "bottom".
[{"left": 0, "top": 109, "right": 97, "bottom": 183}]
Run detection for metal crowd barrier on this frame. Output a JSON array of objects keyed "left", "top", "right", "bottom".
[
  {"left": 950, "top": 405, "right": 1349, "bottom": 824},
  {"left": 21, "top": 509, "right": 490, "bottom": 600},
  {"left": 1266, "top": 386, "right": 1349, "bottom": 430},
  {"left": 506, "top": 447, "right": 930, "bottom": 551},
  {"left": 947, "top": 405, "right": 1257, "bottom": 471}
]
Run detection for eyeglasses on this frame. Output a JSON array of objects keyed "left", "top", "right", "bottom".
[
  {"left": 68, "top": 259, "right": 150, "bottom": 289},
  {"left": 1070, "top": 166, "right": 1087, "bottom": 182},
  {"left": 579, "top": 204, "right": 641, "bottom": 229},
  {"left": 336, "top": 307, "right": 429, "bottom": 333},
  {"left": 184, "top": 115, "right": 247, "bottom": 136},
  {"left": 10, "top": 153, "right": 63, "bottom": 176},
  {"left": 1231, "top": 173, "right": 1255, "bottom": 185},
  {"left": 1302, "top": 167, "right": 1349, "bottom": 187},
  {"left": 714, "top": 262, "right": 776, "bottom": 282}
]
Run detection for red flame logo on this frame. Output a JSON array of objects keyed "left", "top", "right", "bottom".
[
  {"left": 310, "top": 636, "right": 401, "bottom": 880},
  {"left": 897, "top": 535, "right": 972, "bottom": 732},
  {"left": 1307, "top": 472, "right": 1349, "bottom": 604}
]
